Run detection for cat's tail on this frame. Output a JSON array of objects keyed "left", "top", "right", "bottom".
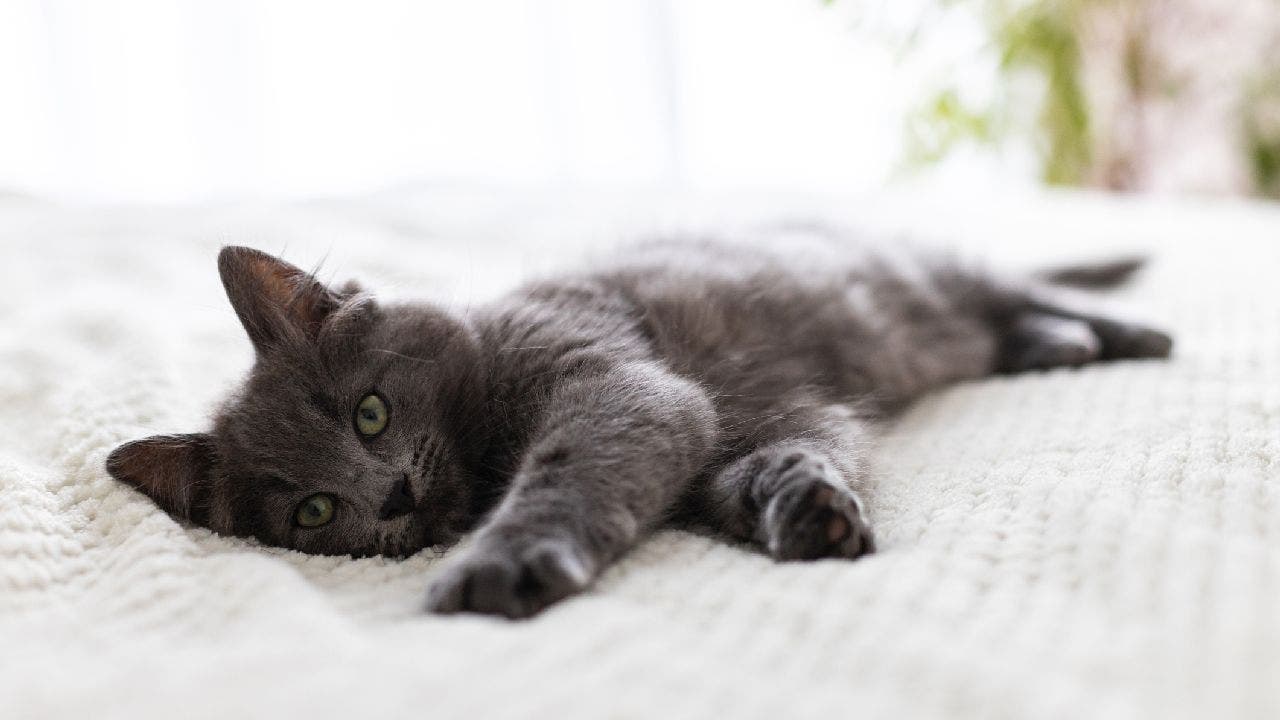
[{"left": 1035, "top": 256, "right": 1147, "bottom": 289}]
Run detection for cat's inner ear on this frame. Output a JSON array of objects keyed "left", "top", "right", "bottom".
[
  {"left": 106, "top": 434, "right": 216, "bottom": 523},
  {"left": 218, "top": 246, "right": 341, "bottom": 353}
]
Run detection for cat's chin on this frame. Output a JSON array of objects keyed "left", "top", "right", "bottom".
[
  {"left": 342, "top": 541, "right": 425, "bottom": 560},
  {"left": 362, "top": 546, "right": 420, "bottom": 560},
  {"left": 359, "top": 538, "right": 453, "bottom": 560},
  {"left": 379, "top": 523, "right": 461, "bottom": 560}
]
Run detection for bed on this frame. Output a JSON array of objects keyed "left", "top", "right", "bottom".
[{"left": 2, "top": 186, "right": 1277, "bottom": 719}]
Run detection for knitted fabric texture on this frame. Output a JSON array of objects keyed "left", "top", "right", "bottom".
[{"left": 1, "top": 189, "right": 1276, "bottom": 720}]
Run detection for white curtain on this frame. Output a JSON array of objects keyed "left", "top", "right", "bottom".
[{"left": 0, "top": 0, "right": 931, "bottom": 204}]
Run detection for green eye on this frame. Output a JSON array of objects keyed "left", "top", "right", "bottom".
[
  {"left": 295, "top": 493, "right": 335, "bottom": 528},
  {"left": 354, "top": 393, "right": 389, "bottom": 437}
]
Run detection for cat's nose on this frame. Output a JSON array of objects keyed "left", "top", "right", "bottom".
[{"left": 379, "top": 476, "right": 416, "bottom": 520}]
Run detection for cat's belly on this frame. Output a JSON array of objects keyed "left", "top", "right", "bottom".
[
  {"left": 627, "top": 268, "right": 1000, "bottom": 412},
  {"left": 677, "top": 304, "right": 994, "bottom": 408}
]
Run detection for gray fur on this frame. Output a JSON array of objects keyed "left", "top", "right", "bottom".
[{"left": 106, "top": 230, "right": 1172, "bottom": 619}]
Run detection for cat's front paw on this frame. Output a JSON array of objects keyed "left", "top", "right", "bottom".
[
  {"left": 760, "top": 453, "right": 876, "bottom": 561},
  {"left": 426, "top": 539, "right": 594, "bottom": 619}
]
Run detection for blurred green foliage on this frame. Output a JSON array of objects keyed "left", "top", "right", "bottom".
[
  {"left": 1244, "top": 71, "right": 1280, "bottom": 198},
  {"left": 896, "top": 0, "right": 1105, "bottom": 186},
  {"left": 828, "top": 0, "right": 1280, "bottom": 198},
  {"left": 997, "top": 1, "right": 1093, "bottom": 185}
]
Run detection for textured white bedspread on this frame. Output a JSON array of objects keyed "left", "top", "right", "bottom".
[{"left": 2, "top": 187, "right": 1278, "bottom": 720}]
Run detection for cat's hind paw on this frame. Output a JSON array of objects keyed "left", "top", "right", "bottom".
[{"left": 425, "top": 539, "right": 593, "bottom": 619}]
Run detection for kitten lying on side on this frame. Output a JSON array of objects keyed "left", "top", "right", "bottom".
[{"left": 107, "top": 232, "right": 1172, "bottom": 619}]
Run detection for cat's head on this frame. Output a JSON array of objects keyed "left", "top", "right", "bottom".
[{"left": 107, "top": 246, "right": 487, "bottom": 557}]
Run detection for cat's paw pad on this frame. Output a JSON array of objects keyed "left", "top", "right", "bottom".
[
  {"left": 425, "top": 540, "right": 593, "bottom": 619},
  {"left": 762, "top": 468, "right": 874, "bottom": 561}
]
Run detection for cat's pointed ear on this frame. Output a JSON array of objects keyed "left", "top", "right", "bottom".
[
  {"left": 106, "top": 434, "right": 216, "bottom": 522},
  {"left": 218, "top": 246, "right": 341, "bottom": 353}
]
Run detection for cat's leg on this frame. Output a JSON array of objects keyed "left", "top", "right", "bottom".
[
  {"left": 426, "top": 361, "right": 716, "bottom": 619},
  {"left": 997, "top": 313, "right": 1100, "bottom": 372},
  {"left": 703, "top": 403, "right": 875, "bottom": 561},
  {"left": 997, "top": 285, "right": 1172, "bottom": 372},
  {"left": 1027, "top": 287, "right": 1173, "bottom": 360}
]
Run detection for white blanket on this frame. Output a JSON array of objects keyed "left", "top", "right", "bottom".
[{"left": 2, "top": 187, "right": 1278, "bottom": 720}]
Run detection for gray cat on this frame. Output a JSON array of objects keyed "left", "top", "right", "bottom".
[{"left": 107, "top": 230, "right": 1172, "bottom": 618}]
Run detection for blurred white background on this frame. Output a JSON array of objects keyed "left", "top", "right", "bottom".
[
  {"left": 2, "top": 0, "right": 1274, "bottom": 206},
  {"left": 0, "top": 0, "right": 1020, "bottom": 205}
]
